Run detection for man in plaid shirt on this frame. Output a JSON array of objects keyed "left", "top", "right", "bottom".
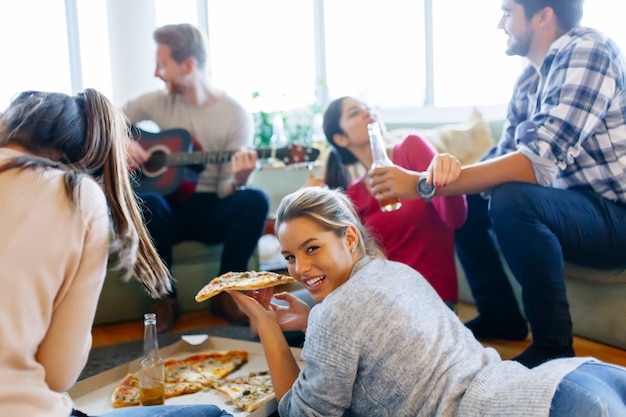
[{"left": 368, "top": 0, "right": 626, "bottom": 368}]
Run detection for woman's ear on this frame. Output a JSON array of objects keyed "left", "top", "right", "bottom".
[{"left": 345, "top": 225, "right": 359, "bottom": 250}]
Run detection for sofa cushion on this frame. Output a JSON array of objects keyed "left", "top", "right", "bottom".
[
  {"left": 173, "top": 241, "right": 225, "bottom": 264},
  {"left": 386, "top": 108, "right": 496, "bottom": 165}
]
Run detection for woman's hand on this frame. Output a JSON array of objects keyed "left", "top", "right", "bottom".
[
  {"left": 368, "top": 165, "right": 421, "bottom": 200},
  {"left": 228, "top": 288, "right": 277, "bottom": 327},
  {"left": 368, "top": 153, "right": 462, "bottom": 201},
  {"left": 271, "top": 292, "right": 310, "bottom": 333},
  {"left": 230, "top": 289, "right": 311, "bottom": 336}
]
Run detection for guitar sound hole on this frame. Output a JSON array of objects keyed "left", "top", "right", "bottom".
[{"left": 143, "top": 151, "right": 167, "bottom": 175}]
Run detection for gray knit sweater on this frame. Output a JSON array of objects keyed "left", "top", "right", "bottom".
[{"left": 278, "top": 257, "right": 589, "bottom": 417}]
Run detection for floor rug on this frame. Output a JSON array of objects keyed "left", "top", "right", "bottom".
[{"left": 79, "top": 325, "right": 257, "bottom": 381}]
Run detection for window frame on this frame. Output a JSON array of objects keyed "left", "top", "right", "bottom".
[{"left": 60, "top": 0, "right": 532, "bottom": 125}]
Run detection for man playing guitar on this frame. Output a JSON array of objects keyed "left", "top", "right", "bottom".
[{"left": 124, "top": 23, "right": 269, "bottom": 332}]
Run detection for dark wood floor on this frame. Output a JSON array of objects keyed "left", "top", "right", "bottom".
[{"left": 91, "top": 302, "right": 626, "bottom": 367}]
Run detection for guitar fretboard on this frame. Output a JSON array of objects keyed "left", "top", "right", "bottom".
[{"left": 166, "top": 149, "right": 297, "bottom": 166}]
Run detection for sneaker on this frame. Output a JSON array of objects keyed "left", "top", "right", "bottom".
[
  {"left": 465, "top": 313, "right": 529, "bottom": 341},
  {"left": 513, "top": 344, "right": 575, "bottom": 368}
]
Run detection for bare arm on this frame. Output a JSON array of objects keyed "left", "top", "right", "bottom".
[
  {"left": 370, "top": 151, "right": 537, "bottom": 200},
  {"left": 436, "top": 151, "right": 537, "bottom": 197},
  {"left": 229, "top": 290, "right": 301, "bottom": 401}
]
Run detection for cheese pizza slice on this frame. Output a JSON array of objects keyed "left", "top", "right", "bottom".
[
  {"left": 195, "top": 270, "right": 296, "bottom": 302},
  {"left": 164, "top": 358, "right": 210, "bottom": 386},
  {"left": 111, "top": 373, "right": 140, "bottom": 408},
  {"left": 186, "top": 351, "right": 249, "bottom": 386},
  {"left": 214, "top": 371, "right": 275, "bottom": 413}
]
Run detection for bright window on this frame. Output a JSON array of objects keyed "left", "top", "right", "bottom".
[
  {"left": 323, "top": 0, "right": 426, "bottom": 109},
  {"left": 582, "top": 1, "right": 626, "bottom": 53},
  {"left": 432, "top": 1, "right": 522, "bottom": 107},
  {"left": 205, "top": 0, "right": 316, "bottom": 112},
  {"left": 2, "top": 1, "right": 625, "bottom": 120},
  {"left": 0, "top": 0, "right": 71, "bottom": 110},
  {"left": 155, "top": 0, "right": 198, "bottom": 27}
]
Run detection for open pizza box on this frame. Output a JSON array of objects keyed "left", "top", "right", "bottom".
[{"left": 69, "top": 336, "right": 304, "bottom": 417}]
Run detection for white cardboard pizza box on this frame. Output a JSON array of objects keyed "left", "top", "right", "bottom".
[{"left": 69, "top": 336, "right": 304, "bottom": 417}]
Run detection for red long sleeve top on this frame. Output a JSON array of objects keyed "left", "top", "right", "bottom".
[{"left": 346, "top": 135, "right": 467, "bottom": 302}]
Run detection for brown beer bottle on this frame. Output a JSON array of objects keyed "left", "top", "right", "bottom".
[{"left": 139, "top": 313, "right": 165, "bottom": 406}]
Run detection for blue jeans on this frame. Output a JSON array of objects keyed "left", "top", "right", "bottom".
[
  {"left": 455, "top": 183, "right": 626, "bottom": 348},
  {"left": 140, "top": 189, "right": 269, "bottom": 297},
  {"left": 551, "top": 362, "right": 626, "bottom": 416},
  {"left": 70, "top": 405, "right": 232, "bottom": 417}
]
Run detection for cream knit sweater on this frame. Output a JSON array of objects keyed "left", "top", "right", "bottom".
[{"left": 0, "top": 148, "right": 110, "bottom": 417}]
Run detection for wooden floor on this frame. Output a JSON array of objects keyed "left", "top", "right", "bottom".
[{"left": 91, "top": 303, "right": 626, "bottom": 367}]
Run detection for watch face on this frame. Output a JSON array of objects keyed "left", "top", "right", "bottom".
[{"left": 417, "top": 177, "right": 435, "bottom": 198}]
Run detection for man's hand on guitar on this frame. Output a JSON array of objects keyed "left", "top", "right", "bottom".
[
  {"left": 127, "top": 140, "right": 150, "bottom": 171},
  {"left": 231, "top": 146, "right": 258, "bottom": 186}
]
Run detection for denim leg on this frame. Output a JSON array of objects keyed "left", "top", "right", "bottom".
[
  {"left": 217, "top": 189, "right": 269, "bottom": 274},
  {"left": 182, "top": 189, "right": 269, "bottom": 274},
  {"left": 489, "top": 183, "right": 626, "bottom": 348},
  {"left": 550, "top": 362, "right": 626, "bottom": 417},
  {"left": 455, "top": 193, "right": 521, "bottom": 316},
  {"left": 98, "top": 404, "right": 234, "bottom": 417}
]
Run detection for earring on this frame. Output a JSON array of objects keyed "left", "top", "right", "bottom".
[{"left": 351, "top": 247, "right": 356, "bottom": 253}]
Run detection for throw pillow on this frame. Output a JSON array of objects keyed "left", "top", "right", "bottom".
[{"left": 385, "top": 108, "right": 496, "bottom": 165}]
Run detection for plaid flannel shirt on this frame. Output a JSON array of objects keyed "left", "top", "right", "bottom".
[{"left": 482, "top": 26, "right": 626, "bottom": 203}]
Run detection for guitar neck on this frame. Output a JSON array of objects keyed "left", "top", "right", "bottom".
[{"left": 166, "top": 149, "right": 278, "bottom": 166}]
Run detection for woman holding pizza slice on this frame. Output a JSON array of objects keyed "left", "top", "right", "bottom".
[
  {"left": 0, "top": 90, "right": 232, "bottom": 417},
  {"left": 229, "top": 186, "right": 626, "bottom": 417}
]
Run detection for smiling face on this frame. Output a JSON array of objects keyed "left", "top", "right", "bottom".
[
  {"left": 277, "top": 216, "right": 358, "bottom": 303},
  {"left": 154, "top": 44, "right": 190, "bottom": 95},
  {"left": 498, "top": 0, "right": 534, "bottom": 57}
]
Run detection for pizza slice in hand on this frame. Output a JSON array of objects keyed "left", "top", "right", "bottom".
[{"left": 195, "top": 270, "right": 296, "bottom": 302}]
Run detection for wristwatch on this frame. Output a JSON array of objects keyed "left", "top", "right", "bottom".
[
  {"left": 416, "top": 172, "right": 435, "bottom": 202},
  {"left": 231, "top": 181, "right": 246, "bottom": 191}
]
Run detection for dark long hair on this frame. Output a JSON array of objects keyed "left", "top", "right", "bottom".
[
  {"left": 0, "top": 89, "right": 170, "bottom": 297},
  {"left": 323, "top": 97, "right": 357, "bottom": 190}
]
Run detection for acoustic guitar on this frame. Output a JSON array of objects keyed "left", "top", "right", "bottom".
[{"left": 131, "top": 127, "right": 321, "bottom": 202}]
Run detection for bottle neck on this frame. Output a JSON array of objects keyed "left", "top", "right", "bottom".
[
  {"left": 368, "top": 123, "right": 391, "bottom": 167},
  {"left": 143, "top": 317, "right": 160, "bottom": 357}
]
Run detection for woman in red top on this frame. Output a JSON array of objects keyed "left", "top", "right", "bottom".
[{"left": 320, "top": 96, "right": 467, "bottom": 306}]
